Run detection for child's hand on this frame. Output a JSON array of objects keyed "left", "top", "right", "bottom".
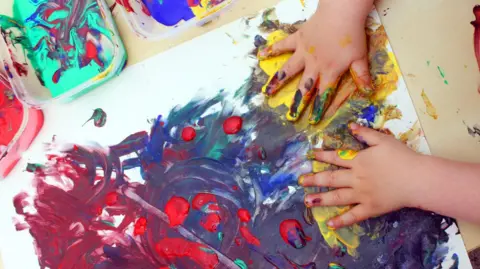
[
  {"left": 258, "top": 0, "right": 374, "bottom": 124},
  {"left": 299, "top": 123, "right": 427, "bottom": 228}
]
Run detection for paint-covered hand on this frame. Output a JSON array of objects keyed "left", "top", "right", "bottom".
[
  {"left": 258, "top": 0, "right": 374, "bottom": 124},
  {"left": 300, "top": 123, "right": 425, "bottom": 228}
]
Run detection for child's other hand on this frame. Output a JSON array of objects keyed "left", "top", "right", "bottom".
[
  {"left": 258, "top": 0, "right": 374, "bottom": 124},
  {"left": 300, "top": 123, "right": 426, "bottom": 228}
]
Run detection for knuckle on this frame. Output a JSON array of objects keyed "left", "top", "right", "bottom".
[
  {"left": 326, "top": 171, "right": 336, "bottom": 186},
  {"left": 331, "top": 190, "right": 342, "bottom": 204},
  {"left": 348, "top": 211, "right": 360, "bottom": 224}
]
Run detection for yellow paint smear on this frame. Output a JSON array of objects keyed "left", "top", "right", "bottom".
[
  {"left": 339, "top": 35, "right": 352, "bottom": 48},
  {"left": 421, "top": 89, "right": 438, "bottom": 120},
  {"left": 191, "top": 0, "right": 229, "bottom": 20},
  {"left": 258, "top": 22, "right": 401, "bottom": 257}
]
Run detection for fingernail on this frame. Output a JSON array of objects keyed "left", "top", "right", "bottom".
[
  {"left": 327, "top": 220, "right": 335, "bottom": 227},
  {"left": 304, "top": 199, "right": 312, "bottom": 208},
  {"left": 337, "top": 149, "right": 358, "bottom": 160},
  {"left": 304, "top": 78, "right": 314, "bottom": 91},
  {"left": 289, "top": 89, "right": 303, "bottom": 118},
  {"left": 258, "top": 46, "right": 272, "bottom": 58},
  {"left": 265, "top": 71, "right": 284, "bottom": 96},
  {"left": 277, "top": 70, "right": 286, "bottom": 81},
  {"left": 349, "top": 122, "right": 360, "bottom": 131}
]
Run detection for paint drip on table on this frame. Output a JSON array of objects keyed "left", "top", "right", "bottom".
[
  {"left": 12, "top": 7, "right": 462, "bottom": 269},
  {"left": 112, "top": 0, "right": 237, "bottom": 39},
  {"left": 0, "top": 0, "right": 126, "bottom": 106}
]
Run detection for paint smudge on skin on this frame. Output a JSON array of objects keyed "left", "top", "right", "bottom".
[
  {"left": 223, "top": 116, "right": 243, "bottom": 134},
  {"left": 182, "top": 126, "right": 197, "bottom": 141},
  {"left": 83, "top": 108, "right": 108, "bottom": 128},
  {"left": 12, "top": 9, "right": 459, "bottom": 269},
  {"left": 165, "top": 196, "right": 190, "bottom": 227},
  {"left": 279, "top": 219, "right": 311, "bottom": 249},
  {"left": 339, "top": 35, "right": 352, "bottom": 48},
  {"left": 337, "top": 150, "right": 358, "bottom": 160},
  {"left": 437, "top": 66, "right": 449, "bottom": 85},
  {"left": 421, "top": 89, "right": 438, "bottom": 120}
]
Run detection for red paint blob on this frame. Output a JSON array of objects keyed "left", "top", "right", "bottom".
[
  {"left": 155, "top": 238, "right": 219, "bottom": 269},
  {"left": 239, "top": 226, "right": 261, "bottom": 246},
  {"left": 105, "top": 192, "right": 118, "bottom": 206},
  {"left": 192, "top": 193, "right": 217, "bottom": 211},
  {"left": 232, "top": 186, "right": 239, "bottom": 191},
  {"left": 86, "top": 41, "right": 98, "bottom": 59},
  {"left": 181, "top": 126, "right": 196, "bottom": 142},
  {"left": 237, "top": 209, "right": 251, "bottom": 223},
  {"left": 165, "top": 196, "right": 190, "bottom": 227},
  {"left": 234, "top": 237, "right": 242, "bottom": 246},
  {"left": 279, "top": 219, "right": 311, "bottom": 249},
  {"left": 134, "top": 217, "right": 147, "bottom": 236},
  {"left": 13, "top": 61, "right": 28, "bottom": 77},
  {"left": 201, "top": 213, "right": 221, "bottom": 232},
  {"left": 223, "top": 116, "right": 243, "bottom": 135}
]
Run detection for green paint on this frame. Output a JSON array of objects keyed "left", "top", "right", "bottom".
[
  {"left": 427, "top": 60, "right": 431, "bottom": 66},
  {"left": 26, "top": 163, "right": 44, "bottom": 172},
  {"left": 234, "top": 259, "right": 248, "bottom": 269},
  {"left": 437, "top": 66, "right": 449, "bottom": 85},
  {"left": 217, "top": 232, "right": 224, "bottom": 241},
  {"left": 199, "top": 247, "right": 215, "bottom": 254},
  {"left": 101, "top": 220, "right": 115, "bottom": 227},
  {"left": 310, "top": 87, "right": 335, "bottom": 124},
  {"left": 2, "top": 0, "right": 126, "bottom": 99},
  {"left": 328, "top": 263, "right": 345, "bottom": 269}
]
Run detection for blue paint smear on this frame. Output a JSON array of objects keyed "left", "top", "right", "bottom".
[{"left": 142, "top": 0, "right": 195, "bottom": 26}]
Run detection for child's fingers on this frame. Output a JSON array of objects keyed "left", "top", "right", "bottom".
[
  {"left": 258, "top": 34, "right": 297, "bottom": 59},
  {"left": 349, "top": 123, "right": 390, "bottom": 146},
  {"left": 287, "top": 65, "right": 317, "bottom": 121},
  {"left": 309, "top": 73, "right": 339, "bottom": 125},
  {"left": 264, "top": 53, "right": 305, "bottom": 96},
  {"left": 299, "top": 170, "right": 353, "bottom": 188},
  {"left": 327, "top": 204, "right": 370, "bottom": 228},
  {"left": 304, "top": 188, "right": 356, "bottom": 207},
  {"left": 350, "top": 57, "right": 375, "bottom": 97},
  {"left": 311, "top": 149, "right": 354, "bottom": 168}
]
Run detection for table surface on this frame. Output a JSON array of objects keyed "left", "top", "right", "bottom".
[{"left": 1, "top": 0, "right": 480, "bottom": 267}]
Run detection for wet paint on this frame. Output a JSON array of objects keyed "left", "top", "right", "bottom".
[
  {"left": 437, "top": 66, "right": 449, "bottom": 85},
  {"left": 142, "top": 0, "right": 228, "bottom": 26},
  {"left": 8, "top": 0, "right": 126, "bottom": 98},
  {"left": 155, "top": 238, "right": 220, "bottom": 268},
  {"left": 279, "top": 219, "right": 311, "bottom": 249},
  {"left": 11, "top": 10, "right": 459, "bottom": 269},
  {"left": 328, "top": 262, "right": 345, "bottom": 269},
  {"left": 182, "top": 126, "right": 197, "bottom": 141},
  {"left": 134, "top": 217, "right": 148, "bottom": 236},
  {"left": 234, "top": 259, "right": 248, "bottom": 269},
  {"left": 237, "top": 209, "right": 251, "bottom": 223},
  {"left": 165, "top": 196, "right": 190, "bottom": 227},
  {"left": 337, "top": 150, "right": 358, "bottom": 161},
  {"left": 0, "top": 76, "right": 43, "bottom": 179},
  {"left": 201, "top": 213, "right": 221, "bottom": 232},
  {"left": 239, "top": 226, "right": 261, "bottom": 246},
  {"left": 223, "top": 116, "right": 243, "bottom": 134},
  {"left": 421, "top": 89, "right": 438, "bottom": 120},
  {"left": 83, "top": 108, "right": 108, "bottom": 127}
]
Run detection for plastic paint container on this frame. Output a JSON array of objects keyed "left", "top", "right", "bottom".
[
  {"left": 0, "top": 0, "right": 127, "bottom": 108},
  {"left": 118, "top": 0, "right": 237, "bottom": 40},
  {"left": 0, "top": 73, "right": 43, "bottom": 179}
]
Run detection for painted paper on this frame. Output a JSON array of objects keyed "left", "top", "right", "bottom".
[{"left": 0, "top": 0, "right": 471, "bottom": 268}]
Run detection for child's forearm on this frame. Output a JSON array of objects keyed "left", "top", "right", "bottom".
[{"left": 410, "top": 156, "right": 480, "bottom": 224}]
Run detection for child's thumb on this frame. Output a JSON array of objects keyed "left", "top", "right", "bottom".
[{"left": 349, "top": 123, "right": 387, "bottom": 146}]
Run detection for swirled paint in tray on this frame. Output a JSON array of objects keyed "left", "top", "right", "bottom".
[{"left": 0, "top": 0, "right": 126, "bottom": 106}]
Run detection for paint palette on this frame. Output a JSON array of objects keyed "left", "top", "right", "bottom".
[
  {"left": 0, "top": 73, "right": 43, "bottom": 179},
  {"left": 0, "top": 0, "right": 127, "bottom": 108},
  {"left": 118, "top": 0, "right": 237, "bottom": 40}
]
